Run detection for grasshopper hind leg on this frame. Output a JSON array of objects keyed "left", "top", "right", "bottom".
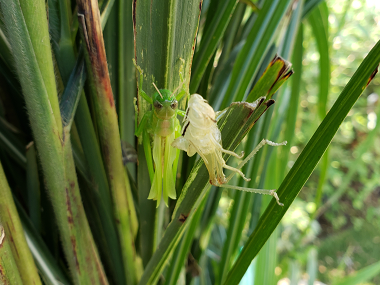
[
  {"left": 163, "top": 132, "right": 177, "bottom": 206},
  {"left": 149, "top": 135, "right": 162, "bottom": 207}
]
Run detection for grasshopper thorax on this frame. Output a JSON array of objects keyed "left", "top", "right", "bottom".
[{"left": 152, "top": 89, "right": 178, "bottom": 119}]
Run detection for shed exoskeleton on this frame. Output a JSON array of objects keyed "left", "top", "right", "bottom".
[{"left": 172, "top": 94, "right": 286, "bottom": 206}]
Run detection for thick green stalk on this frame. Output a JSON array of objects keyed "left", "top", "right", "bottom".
[
  {"left": 62, "top": 128, "right": 109, "bottom": 284},
  {"left": 0, "top": 161, "right": 41, "bottom": 285},
  {"left": 76, "top": 0, "right": 137, "bottom": 283},
  {"left": 0, "top": 0, "right": 108, "bottom": 283},
  {"left": 19, "top": 0, "right": 62, "bottom": 135},
  {"left": 0, "top": 225, "right": 23, "bottom": 285}
]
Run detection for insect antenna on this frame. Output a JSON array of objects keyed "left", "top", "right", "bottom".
[
  {"left": 152, "top": 83, "right": 163, "bottom": 99},
  {"left": 172, "top": 85, "right": 180, "bottom": 98}
]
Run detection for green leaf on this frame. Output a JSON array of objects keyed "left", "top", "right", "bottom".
[
  {"left": 220, "top": 0, "right": 293, "bottom": 108},
  {"left": 279, "top": 23, "right": 303, "bottom": 179},
  {"left": 222, "top": 39, "right": 380, "bottom": 285},
  {"left": 302, "top": 0, "right": 325, "bottom": 19},
  {"left": 164, "top": 195, "right": 208, "bottom": 285},
  {"left": 190, "top": 0, "right": 238, "bottom": 93},
  {"left": 308, "top": 2, "right": 330, "bottom": 119},
  {"left": 59, "top": 50, "right": 86, "bottom": 129},
  {"left": 116, "top": 0, "right": 136, "bottom": 176}
]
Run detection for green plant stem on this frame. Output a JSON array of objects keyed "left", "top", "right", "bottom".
[
  {"left": 0, "top": 224, "right": 23, "bottom": 285},
  {"left": 76, "top": 0, "right": 137, "bottom": 283},
  {"left": 19, "top": 0, "right": 62, "bottom": 136},
  {"left": 62, "top": 128, "right": 109, "bottom": 284},
  {"left": 0, "top": 160, "right": 42, "bottom": 285}
]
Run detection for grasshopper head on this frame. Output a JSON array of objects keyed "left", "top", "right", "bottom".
[{"left": 152, "top": 89, "right": 178, "bottom": 119}]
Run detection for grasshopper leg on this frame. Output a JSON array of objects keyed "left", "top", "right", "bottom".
[
  {"left": 135, "top": 111, "right": 150, "bottom": 137},
  {"left": 172, "top": 118, "right": 181, "bottom": 182},
  {"left": 163, "top": 131, "right": 177, "bottom": 206},
  {"left": 143, "top": 131, "right": 154, "bottom": 182},
  {"left": 149, "top": 134, "right": 162, "bottom": 207}
]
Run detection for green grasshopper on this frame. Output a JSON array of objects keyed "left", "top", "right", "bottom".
[{"left": 134, "top": 59, "right": 187, "bottom": 207}]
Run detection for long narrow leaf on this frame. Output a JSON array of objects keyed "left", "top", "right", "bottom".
[
  {"left": 190, "top": 0, "right": 238, "bottom": 93},
  {"left": 308, "top": 3, "right": 330, "bottom": 119},
  {"left": 220, "top": 0, "right": 293, "bottom": 108}
]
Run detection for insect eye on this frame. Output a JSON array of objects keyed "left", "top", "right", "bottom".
[
  {"left": 171, "top": 101, "right": 178, "bottom": 109},
  {"left": 153, "top": 101, "right": 163, "bottom": 109}
]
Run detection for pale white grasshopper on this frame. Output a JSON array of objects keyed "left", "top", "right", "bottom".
[{"left": 172, "top": 94, "right": 286, "bottom": 206}]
